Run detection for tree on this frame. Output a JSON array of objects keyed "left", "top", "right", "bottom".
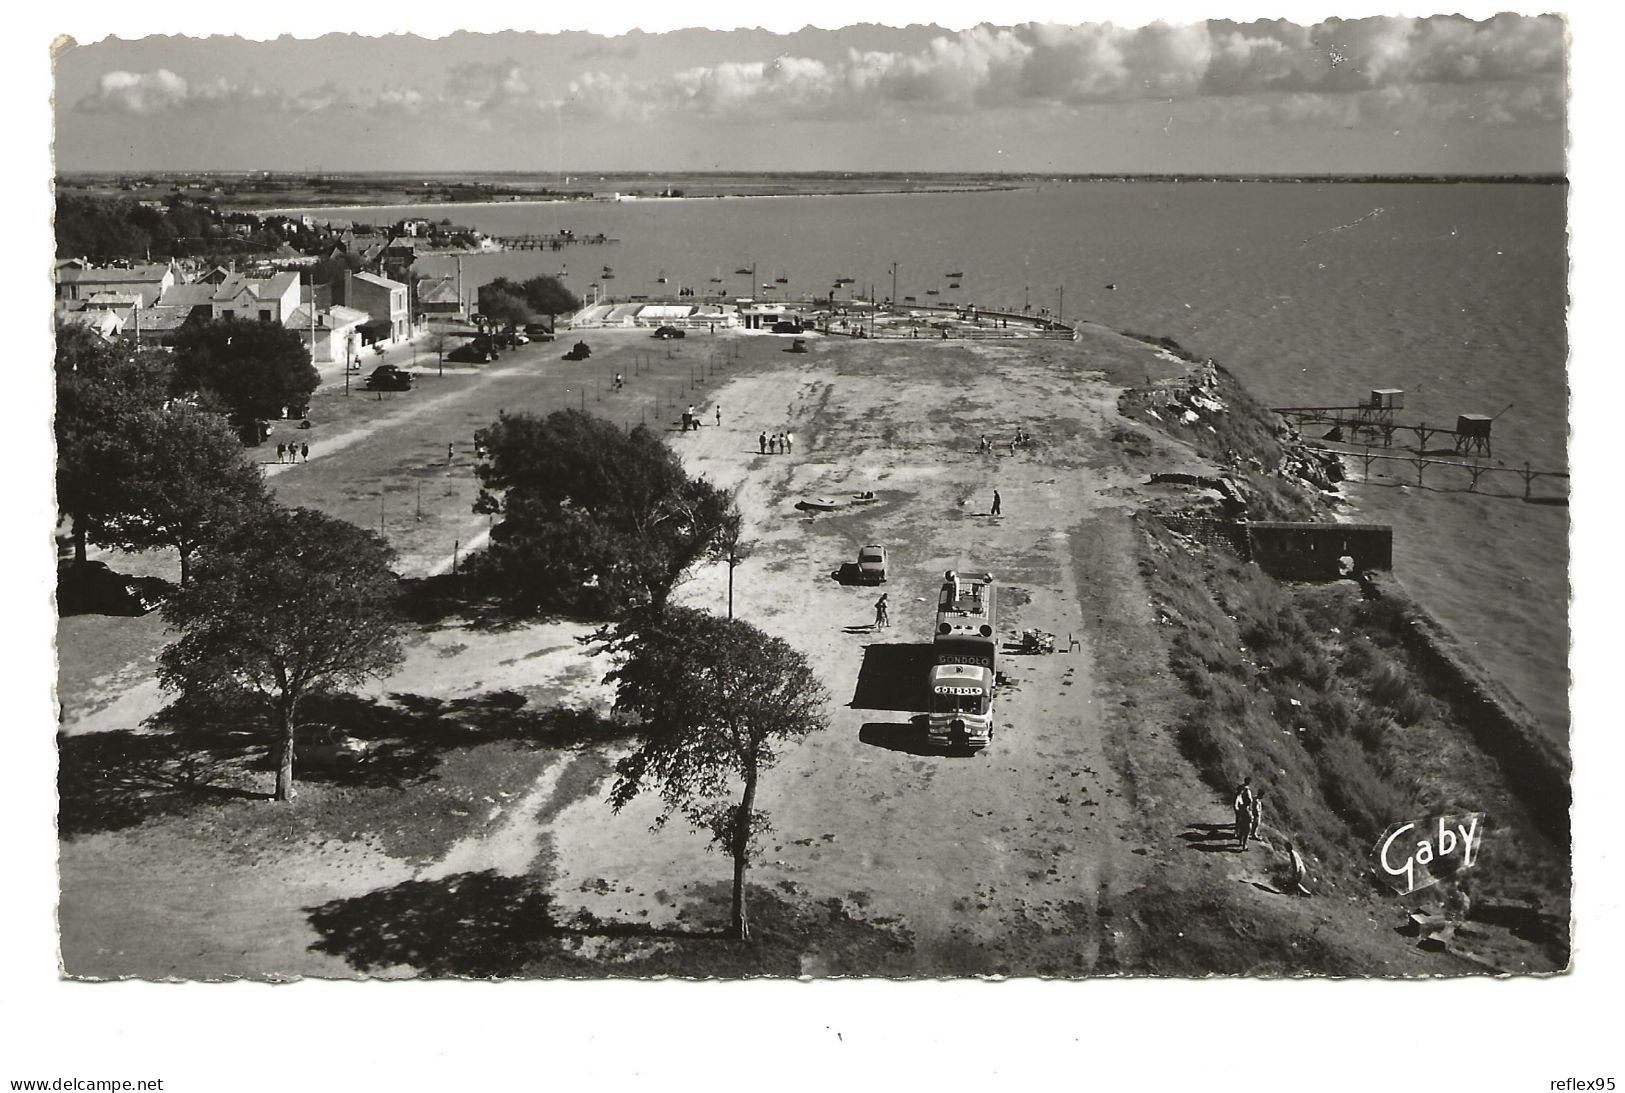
[
  {"left": 173, "top": 317, "right": 320, "bottom": 422},
  {"left": 472, "top": 410, "right": 739, "bottom": 617},
  {"left": 157, "top": 507, "right": 405, "bottom": 801},
  {"left": 606, "top": 607, "right": 830, "bottom": 939},
  {"left": 97, "top": 406, "right": 272, "bottom": 585},
  {"left": 520, "top": 275, "right": 581, "bottom": 322},
  {"left": 476, "top": 280, "right": 530, "bottom": 331},
  {"left": 54, "top": 327, "right": 176, "bottom": 565}
]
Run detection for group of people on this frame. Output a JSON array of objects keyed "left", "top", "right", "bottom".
[
  {"left": 274, "top": 441, "right": 309, "bottom": 464},
  {"left": 978, "top": 428, "right": 1031, "bottom": 455},
  {"left": 1233, "top": 777, "right": 1265, "bottom": 850},
  {"left": 873, "top": 592, "right": 889, "bottom": 629},
  {"left": 758, "top": 430, "right": 794, "bottom": 455}
]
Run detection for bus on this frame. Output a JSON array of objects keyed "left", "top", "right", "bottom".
[
  {"left": 933, "top": 570, "right": 997, "bottom": 673},
  {"left": 927, "top": 571, "right": 998, "bottom": 749}
]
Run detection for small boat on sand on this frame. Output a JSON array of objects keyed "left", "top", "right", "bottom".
[{"left": 795, "top": 491, "right": 878, "bottom": 513}]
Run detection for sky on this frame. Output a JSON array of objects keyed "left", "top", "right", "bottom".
[{"left": 51, "top": 13, "right": 1566, "bottom": 175}]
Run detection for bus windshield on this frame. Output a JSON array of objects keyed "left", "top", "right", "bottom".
[{"left": 931, "top": 690, "right": 986, "bottom": 715}]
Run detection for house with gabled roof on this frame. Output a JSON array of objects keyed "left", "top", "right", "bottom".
[{"left": 208, "top": 270, "right": 301, "bottom": 325}]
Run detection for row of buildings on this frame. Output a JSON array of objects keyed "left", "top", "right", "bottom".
[{"left": 55, "top": 259, "right": 416, "bottom": 366}]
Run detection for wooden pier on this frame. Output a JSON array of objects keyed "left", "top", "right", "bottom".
[
  {"left": 491, "top": 232, "right": 620, "bottom": 250},
  {"left": 1313, "top": 444, "right": 1567, "bottom": 501}
]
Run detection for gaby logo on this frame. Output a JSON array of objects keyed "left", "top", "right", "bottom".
[{"left": 1375, "top": 813, "right": 1485, "bottom": 896}]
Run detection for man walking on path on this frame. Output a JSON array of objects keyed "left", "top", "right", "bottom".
[
  {"left": 276, "top": 442, "right": 286, "bottom": 464},
  {"left": 785, "top": 431, "right": 794, "bottom": 454},
  {"left": 300, "top": 442, "right": 309, "bottom": 463},
  {"left": 874, "top": 593, "right": 889, "bottom": 629},
  {"left": 991, "top": 489, "right": 1002, "bottom": 516},
  {"left": 716, "top": 406, "right": 722, "bottom": 427},
  {"left": 759, "top": 431, "right": 767, "bottom": 455},
  {"left": 447, "top": 443, "right": 455, "bottom": 466}
]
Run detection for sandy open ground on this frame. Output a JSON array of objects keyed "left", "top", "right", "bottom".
[{"left": 57, "top": 325, "right": 1511, "bottom": 977}]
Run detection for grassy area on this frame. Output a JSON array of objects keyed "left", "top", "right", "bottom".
[{"left": 1132, "top": 515, "right": 1568, "bottom": 966}]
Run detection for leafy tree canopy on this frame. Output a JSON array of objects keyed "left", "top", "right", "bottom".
[
  {"left": 97, "top": 407, "right": 272, "bottom": 584},
  {"left": 158, "top": 506, "right": 405, "bottom": 800},
  {"left": 55, "top": 327, "right": 179, "bottom": 563},
  {"left": 520, "top": 275, "right": 581, "bottom": 318},
  {"left": 606, "top": 606, "right": 830, "bottom": 938},
  {"left": 472, "top": 410, "right": 739, "bottom": 617},
  {"left": 173, "top": 316, "right": 320, "bottom": 421}
]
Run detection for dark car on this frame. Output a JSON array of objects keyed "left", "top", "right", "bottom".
[
  {"left": 447, "top": 339, "right": 493, "bottom": 364},
  {"left": 295, "top": 724, "right": 371, "bottom": 768},
  {"left": 524, "top": 323, "right": 555, "bottom": 341},
  {"left": 856, "top": 544, "right": 889, "bottom": 584},
  {"left": 57, "top": 560, "right": 167, "bottom": 617},
  {"left": 771, "top": 320, "right": 803, "bottom": 334},
  {"left": 653, "top": 325, "right": 686, "bottom": 339},
  {"left": 365, "top": 365, "right": 414, "bottom": 391}
]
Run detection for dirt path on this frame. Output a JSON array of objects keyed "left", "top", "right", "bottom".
[{"left": 542, "top": 340, "right": 1165, "bottom": 973}]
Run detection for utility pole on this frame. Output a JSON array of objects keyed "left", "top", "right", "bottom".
[
  {"left": 890, "top": 262, "right": 898, "bottom": 307},
  {"left": 1058, "top": 286, "right": 1064, "bottom": 323}
]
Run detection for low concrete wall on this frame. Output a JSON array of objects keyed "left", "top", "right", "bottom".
[
  {"left": 1248, "top": 521, "right": 1392, "bottom": 580},
  {"left": 1361, "top": 572, "right": 1569, "bottom": 845}
]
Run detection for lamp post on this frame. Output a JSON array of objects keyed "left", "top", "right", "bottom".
[{"left": 890, "top": 262, "right": 898, "bottom": 309}]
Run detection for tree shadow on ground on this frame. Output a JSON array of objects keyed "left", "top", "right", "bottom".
[
  {"left": 62, "top": 690, "right": 635, "bottom": 836},
  {"left": 849, "top": 643, "right": 933, "bottom": 712},
  {"left": 305, "top": 873, "right": 914, "bottom": 978},
  {"left": 57, "top": 728, "right": 267, "bottom": 838},
  {"left": 394, "top": 574, "right": 607, "bottom": 634},
  {"left": 290, "top": 692, "right": 635, "bottom": 790}
]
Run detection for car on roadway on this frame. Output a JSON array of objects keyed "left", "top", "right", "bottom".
[
  {"left": 856, "top": 544, "right": 888, "bottom": 584},
  {"left": 295, "top": 725, "right": 370, "bottom": 768},
  {"left": 524, "top": 323, "right": 556, "bottom": 341},
  {"left": 365, "top": 365, "right": 414, "bottom": 391},
  {"left": 653, "top": 325, "right": 686, "bottom": 339}
]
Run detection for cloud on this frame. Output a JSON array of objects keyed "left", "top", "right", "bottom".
[
  {"left": 77, "top": 69, "right": 190, "bottom": 115},
  {"left": 555, "top": 15, "right": 1562, "bottom": 121},
  {"left": 72, "top": 16, "right": 1565, "bottom": 134}
]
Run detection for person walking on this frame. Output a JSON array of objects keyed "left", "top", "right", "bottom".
[
  {"left": 874, "top": 593, "right": 889, "bottom": 629},
  {"left": 991, "top": 489, "right": 1002, "bottom": 516},
  {"left": 716, "top": 405, "right": 722, "bottom": 427},
  {"left": 447, "top": 442, "right": 455, "bottom": 466},
  {"left": 300, "top": 442, "right": 309, "bottom": 463},
  {"left": 276, "top": 442, "right": 286, "bottom": 464},
  {"left": 1233, "top": 778, "right": 1257, "bottom": 851},
  {"left": 759, "top": 431, "right": 767, "bottom": 455},
  {"left": 784, "top": 431, "right": 794, "bottom": 454}
]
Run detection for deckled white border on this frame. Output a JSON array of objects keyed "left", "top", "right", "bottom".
[{"left": 5, "top": 3, "right": 1618, "bottom": 1090}]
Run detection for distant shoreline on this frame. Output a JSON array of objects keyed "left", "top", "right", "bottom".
[{"left": 240, "top": 173, "right": 1564, "bottom": 218}]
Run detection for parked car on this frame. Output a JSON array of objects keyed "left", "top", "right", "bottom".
[
  {"left": 365, "top": 365, "right": 414, "bottom": 391},
  {"left": 295, "top": 724, "right": 370, "bottom": 768},
  {"left": 56, "top": 560, "right": 166, "bottom": 617},
  {"left": 653, "top": 325, "right": 686, "bottom": 339},
  {"left": 524, "top": 322, "right": 555, "bottom": 340},
  {"left": 856, "top": 544, "right": 889, "bottom": 584},
  {"left": 771, "top": 320, "right": 803, "bottom": 334}
]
